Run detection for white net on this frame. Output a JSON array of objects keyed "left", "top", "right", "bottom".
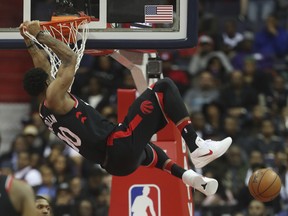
[{"left": 24, "top": 17, "right": 90, "bottom": 82}]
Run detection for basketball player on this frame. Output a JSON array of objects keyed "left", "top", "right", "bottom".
[
  {"left": 0, "top": 174, "right": 36, "bottom": 216},
  {"left": 20, "top": 20, "right": 232, "bottom": 196},
  {"left": 35, "top": 195, "right": 52, "bottom": 216}
]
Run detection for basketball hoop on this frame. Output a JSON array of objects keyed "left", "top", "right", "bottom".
[
  {"left": 24, "top": 15, "right": 90, "bottom": 82},
  {"left": 41, "top": 16, "right": 90, "bottom": 44}
]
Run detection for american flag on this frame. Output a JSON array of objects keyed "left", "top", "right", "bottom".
[{"left": 145, "top": 5, "right": 173, "bottom": 24}]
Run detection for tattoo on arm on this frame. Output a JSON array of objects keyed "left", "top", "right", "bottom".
[
  {"left": 37, "top": 32, "right": 77, "bottom": 66},
  {"left": 24, "top": 38, "right": 51, "bottom": 74}
]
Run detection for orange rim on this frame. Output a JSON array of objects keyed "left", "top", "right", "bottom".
[
  {"left": 40, "top": 16, "right": 90, "bottom": 29},
  {"left": 39, "top": 15, "right": 90, "bottom": 44}
]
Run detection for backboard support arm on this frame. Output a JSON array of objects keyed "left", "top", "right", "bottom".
[{"left": 110, "top": 50, "right": 158, "bottom": 94}]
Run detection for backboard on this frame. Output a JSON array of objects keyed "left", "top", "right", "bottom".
[{"left": 0, "top": 0, "right": 198, "bottom": 49}]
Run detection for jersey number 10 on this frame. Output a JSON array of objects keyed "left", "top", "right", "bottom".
[{"left": 57, "top": 126, "right": 81, "bottom": 152}]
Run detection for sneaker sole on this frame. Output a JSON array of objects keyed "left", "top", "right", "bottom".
[
  {"left": 193, "top": 176, "right": 218, "bottom": 196},
  {"left": 191, "top": 137, "right": 232, "bottom": 169}
]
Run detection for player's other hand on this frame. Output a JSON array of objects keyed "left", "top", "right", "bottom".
[
  {"left": 26, "top": 20, "right": 41, "bottom": 37},
  {"left": 19, "top": 21, "right": 30, "bottom": 39}
]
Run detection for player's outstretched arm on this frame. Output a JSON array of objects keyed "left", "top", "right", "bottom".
[
  {"left": 25, "top": 20, "right": 77, "bottom": 106},
  {"left": 25, "top": 21, "right": 77, "bottom": 71},
  {"left": 19, "top": 22, "right": 51, "bottom": 75}
]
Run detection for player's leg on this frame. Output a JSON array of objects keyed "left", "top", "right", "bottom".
[
  {"left": 114, "top": 77, "right": 231, "bottom": 170},
  {"left": 150, "top": 78, "right": 232, "bottom": 168},
  {"left": 104, "top": 88, "right": 170, "bottom": 176},
  {"left": 141, "top": 143, "right": 218, "bottom": 196}
]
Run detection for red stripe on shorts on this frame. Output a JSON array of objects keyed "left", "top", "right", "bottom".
[{"left": 107, "top": 114, "right": 143, "bottom": 146}]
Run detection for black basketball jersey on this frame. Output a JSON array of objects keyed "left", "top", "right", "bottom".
[
  {"left": 0, "top": 175, "right": 21, "bottom": 216},
  {"left": 39, "top": 94, "right": 116, "bottom": 165}
]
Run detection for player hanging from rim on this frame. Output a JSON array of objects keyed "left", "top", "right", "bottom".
[{"left": 20, "top": 20, "right": 232, "bottom": 196}]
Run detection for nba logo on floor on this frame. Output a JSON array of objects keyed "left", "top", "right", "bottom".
[{"left": 129, "top": 184, "right": 161, "bottom": 216}]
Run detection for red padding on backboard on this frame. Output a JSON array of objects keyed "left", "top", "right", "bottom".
[
  {"left": 110, "top": 89, "right": 194, "bottom": 216},
  {"left": 117, "top": 89, "right": 137, "bottom": 122}
]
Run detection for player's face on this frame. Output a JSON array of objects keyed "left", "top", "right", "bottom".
[{"left": 35, "top": 199, "right": 51, "bottom": 216}]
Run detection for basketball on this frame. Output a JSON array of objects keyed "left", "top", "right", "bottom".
[{"left": 248, "top": 168, "right": 282, "bottom": 202}]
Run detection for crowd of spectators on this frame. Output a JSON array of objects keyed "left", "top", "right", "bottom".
[{"left": 1, "top": 0, "right": 288, "bottom": 215}]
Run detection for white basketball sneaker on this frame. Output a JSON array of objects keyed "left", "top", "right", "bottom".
[
  {"left": 182, "top": 170, "right": 218, "bottom": 196},
  {"left": 190, "top": 137, "right": 232, "bottom": 169}
]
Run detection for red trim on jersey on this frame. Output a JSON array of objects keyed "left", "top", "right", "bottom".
[
  {"left": 43, "top": 94, "right": 78, "bottom": 108},
  {"left": 69, "top": 94, "right": 79, "bottom": 108},
  {"left": 107, "top": 114, "right": 143, "bottom": 146},
  {"left": 5, "top": 175, "right": 13, "bottom": 192},
  {"left": 44, "top": 100, "right": 48, "bottom": 107},
  {"left": 176, "top": 119, "right": 192, "bottom": 133},
  {"left": 145, "top": 144, "right": 158, "bottom": 168}
]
